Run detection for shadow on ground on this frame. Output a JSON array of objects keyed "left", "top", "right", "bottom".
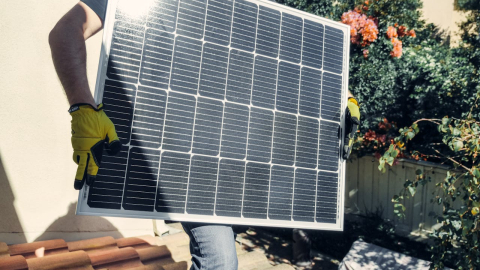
[{"left": 234, "top": 226, "right": 339, "bottom": 270}]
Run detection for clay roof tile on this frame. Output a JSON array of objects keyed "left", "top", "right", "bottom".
[
  {"left": 0, "top": 255, "right": 28, "bottom": 270},
  {"left": 0, "top": 242, "right": 9, "bottom": 258},
  {"left": 67, "top": 236, "right": 117, "bottom": 254},
  {"left": 116, "top": 235, "right": 157, "bottom": 250},
  {"left": 88, "top": 247, "right": 142, "bottom": 270},
  {"left": 26, "top": 250, "right": 92, "bottom": 270},
  {"left": 8, "top": 239, "right": 68, "bottom": 259}
]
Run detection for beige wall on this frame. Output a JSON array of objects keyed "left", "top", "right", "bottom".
[
  {"left": 422, "top": 0, "right": 467, "bottom": 44},
  {"left": 0, "top": 0, "right": 153, "bottom": 244}
]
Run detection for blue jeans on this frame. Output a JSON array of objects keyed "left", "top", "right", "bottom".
[{"left": 181, "top": 222, "right": 238, "bottom": 270}]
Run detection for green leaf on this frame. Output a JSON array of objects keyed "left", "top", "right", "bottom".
[
  {"left": 386, "top": 156, "right": 394, "bottom": 165},
  {"left": 472, "top": 167, "right": 480, "bottom": 179},
  {"left": 451, "top": 220, "right": 462, "bottom": 231},
  {"left": 442, "top": 117, "right": 450, "bottom": 125},
  {"left": 408, "top": 186, "right": 416, "bottom": 196},
  {"left": 412, "top": 123, "right": 419, "bottom": 134},
  {"left": 415, "top": 169, "right": 423, "bottom": 175},
  {"left": 453, "top": 140, "right": 464, "bottom": 151},
  {"left": 453, "top": 128, "right": 461, "bottom": 136},
  {"left": 407, "top": 131, "right": 415, "bottom": 140}
]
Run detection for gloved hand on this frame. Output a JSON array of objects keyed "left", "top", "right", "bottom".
[
  {"left": 343, "top": 97, "right": 361, "bottom": 160},
  {"left": 69, "top": 103, "right": 122, "bottom": 190}
]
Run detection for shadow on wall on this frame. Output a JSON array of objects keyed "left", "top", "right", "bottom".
[
  {"left": 34, "top": 202, "right": 123, "bottom": 242},
  {"left": 0, "top": 153, "right": 27, "bottom": 244}
]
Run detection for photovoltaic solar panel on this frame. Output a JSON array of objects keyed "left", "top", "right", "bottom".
[{"left": 77, "top": 0, "right": 350, "bottom": 230}]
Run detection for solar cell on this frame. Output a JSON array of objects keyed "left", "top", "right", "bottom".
[{"left": 79, "top": 0, "right": 350, "bottom": 230}]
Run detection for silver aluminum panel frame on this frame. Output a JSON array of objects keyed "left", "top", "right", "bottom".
[{"left": 77, "top": 0, "right": 350, "bottom": 231}]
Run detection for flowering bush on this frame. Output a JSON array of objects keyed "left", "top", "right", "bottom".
[{"left": 341, "top": 9, "right": 379, "bottom": 46}]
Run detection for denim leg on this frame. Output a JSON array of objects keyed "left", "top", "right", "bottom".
[{"left": 181, "top": 222, "right": 238, "bottom": 270}]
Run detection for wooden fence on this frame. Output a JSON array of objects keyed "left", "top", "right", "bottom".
[{"left": 344, "top": 156, "right": 453, "bottom": 235}]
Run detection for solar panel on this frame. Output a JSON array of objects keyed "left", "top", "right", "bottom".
[{"left": 77, "top": 0, "right": 350, "bottom": 230}]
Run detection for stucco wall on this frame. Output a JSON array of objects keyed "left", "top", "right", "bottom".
[
  {"left": 0, "top": 0, "right": 153, "bottom": 244},
  {"left": 422, "top": 0, "right": 467, "bottom": 44}
]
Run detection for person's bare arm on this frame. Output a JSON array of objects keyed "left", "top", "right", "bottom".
[{"left": 49, "top": 2, "right": 103, "bottom": 107}]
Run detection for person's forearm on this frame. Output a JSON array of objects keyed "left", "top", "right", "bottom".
[{"left": 49, "top": 9, "right": 96, "bottom": 107}]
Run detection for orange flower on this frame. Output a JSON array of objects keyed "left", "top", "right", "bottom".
[
  {"left": 363, "top": 49, "right": 369, "bottom": 58},
  {"left": 361, "top": 20, "right": 379, "bottom": 46},
  {"left": 386, "top": 26, "right": 398, "bottom": 38},
  {"left": 365, "top": 0, "right": 369, "bottom": 4},
  {"left": 378, "top": 134, "right": 387, "bottom": 143},
  {"left": 407, "top": 29, "right": 416, "bottom": 37},
  {"left": 341, "top": 10, "right": 378, "bottom": 46},
  {"left": 365, "top": 130, "right": 376, "bottom": 141},
  {"left": 398, "top": 25, "right": 407, "bottom": 37},
  {"left": 390, "top": 38, "right": 403, "bottom": 58},
  {"left": 394, "top": 23, "right": 398, "bottom": 27}
]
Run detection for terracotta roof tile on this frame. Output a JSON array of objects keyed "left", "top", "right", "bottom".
[
  {"left": 129, "top": 261, "right": 188, "bottom": 270},
  {"left": 88, "top": 247, "right": 142, "bottom": 270},
  {"left": 136, "top": 246, "right": 172, "bottom": 265},
  {"left": 68, "top": 236, "right": 117, "bottom": 254},
  {"left": 0, "top": 242, "right": 8, "bottom": 258},
  {"left": 8, "top": 239, "right": 68, "bottom": 259},
  {"left": 26, "top": 250, "right": 92, "bottom": 270},
  {"left": 116, "top": 235, "right": 157, "bottom": 250},
  {"left": 0, "top": 255, "right": 28, "bottom": 270}
]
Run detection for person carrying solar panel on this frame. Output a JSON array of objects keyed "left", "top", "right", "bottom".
[{"left": 49, "top": 1, "right": 360, "bottom": 269}]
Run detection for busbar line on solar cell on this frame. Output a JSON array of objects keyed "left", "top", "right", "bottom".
[
  {"left": 146, "top": 0, "right": 178, "bottom": 32},
  {"left": 323, "top": 26, "right": 344, "bottom": 75},
  {"left": 316, "top": 171, "right": 338, "bottom": 223},
  {"left": 204, "top": 0, "right": 234, "bottom": 46},
  {"left": 271, "top": 112, "right": 297, "bottom": 166},
  {"left": 279, "top": 13, "right": 303, "bottom": 64},
  {"left": 220, "top": 103, "right": 249, "bottom": 159},
  {"left": 246, "top": 107, "right": 274, "bottom": 163},
  {"left": 107, "top": 21, "right": 145, "bottom": 83},
  {"left": 198, "top": 43, "right": 229, "bottom": 100},
  {"left": 275, "top": 62, "right": 300, "bottom": 114},
  {"left": 295, "top": 117, "right": 318, "bottom": 169},
  {"left": 192, "top": 98, "right": 223, "bottom": 156},
  {"left": 139, "top": 29, "right": 174, "bottom": 89},
  {"left": 292, "top": 169, "right": 317, "bottom": 221},
  {"left": 156, "top": 152, "right": 190, "bottom": 213},
  {"left": 231, "top": 0, "right": 258, "bottom": 52},
  {"left": 321, "top": 73, "right": 342, "bottom": 122},
  {"left": 176, "top": 0, "right": 207, "bottom": 39},
  {"left": 255, "top": 6, "right": 280, "bottom": 58},
  {"left": 130, "top": 86, "right": 167, "bottom": 149},
  {"left": 268, "top": 166, "right": 294, "bottom": 220},
  {"left": 242, "top": 162, "right": 270, "bottom": 219},
  {"left": 215, "top": 159, "right": 244, "bottom": 217},
  {"left": 226, "top": 50, "right": 254, "bottom": 105},
  {"left": 251, "top": 56, "right": 277, "bottom": 109},
  {"left": 299, "top": 67, "right": 322, "bottom": 118}
]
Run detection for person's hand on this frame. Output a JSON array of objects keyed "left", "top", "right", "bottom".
[
  {"left": 69, "top": 103, "right": 122, "bottom": 190},
  {"left": 343, "top": 97, "right": 360, "bottom": 160}
]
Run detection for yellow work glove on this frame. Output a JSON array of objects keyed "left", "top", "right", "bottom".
[
  {"left": 343, "top": 97, "right": 361, "bottom": 160},
  {"left": 69, "top": 103, "right": 122, "bottom": 190}
]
